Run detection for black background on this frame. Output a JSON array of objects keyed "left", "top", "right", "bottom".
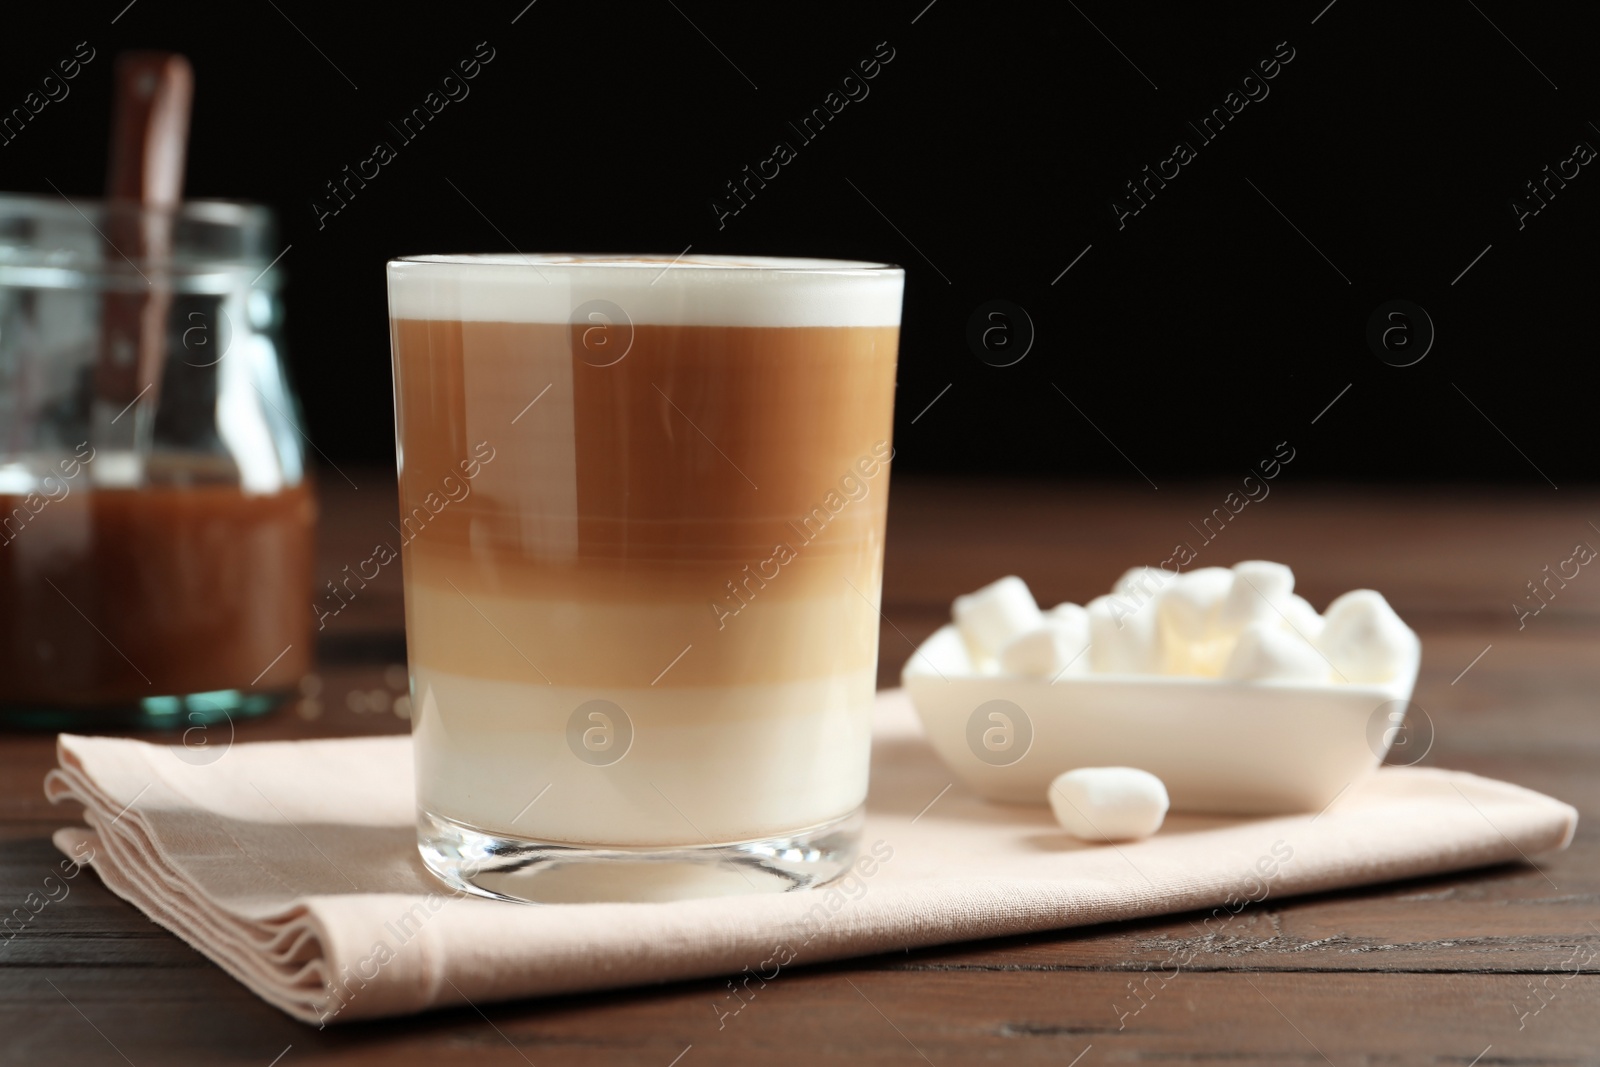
[{"left": 3, "top": 1, "right": 1594, "bottom": 485}]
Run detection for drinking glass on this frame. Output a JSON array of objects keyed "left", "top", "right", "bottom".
[{"left": 388, "top": 254, "right": 903, "bottom": 903}]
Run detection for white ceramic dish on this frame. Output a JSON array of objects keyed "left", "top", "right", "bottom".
[{"left": 902, "top": 624, "right": 1421, "bottom": 814}]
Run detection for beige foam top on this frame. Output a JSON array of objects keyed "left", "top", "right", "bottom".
[{"left": 386, "top": 254, "right": 904, "bottom": 327}]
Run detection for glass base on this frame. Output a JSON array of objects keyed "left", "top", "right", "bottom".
[
  {"left": 418, "top": 805, "right": 864, "bottom": 905},
  {"left": 0, "top": 688, "right": 289, "bottom": 731}
]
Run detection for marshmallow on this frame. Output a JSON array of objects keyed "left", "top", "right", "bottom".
[
  {"left": 1158, "top": 567, "right": 1233, "bottom": 641},
  {"left": 999, "top": 615, "right": 1091, "bottom": 680},
  {"left": 1114, "top": 565, "right": 1174, "bottom": 604},
  {"left": 1048, "top": 767, "right": 1169, "bottom": 842},
  {"left": 1048, "top": 601, "right": 1090, "bottom": 627},
  {"left": 1219, "top": 560, "right": 1296, "bottom": 635},
  {"left": 952, "top": 576, "right": 1043, "bottom": 662},
  {"left": 1317, "top": 589, "right": 1419, "bottom": 683},
  {"left": 1221, "top": 620, "right": 1329, "bottom": 683},
  {"left": 906, "top": 623, "right": 976, "bottom": 678},
  {"left": 1279, "top": 594, "right": 1325, "bottom": 643},
  {"left": 1156, "top": 567, "right": 1234, "bottom": 675},
  {"left": 943, "top": 566, "right": 1412, "bottom": 690},
  {"left": 1087, "top": 593, "right": 1160, "bottom": 674}
]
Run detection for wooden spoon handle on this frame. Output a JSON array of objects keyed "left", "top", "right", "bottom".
[
  {"left": 96, "top": 52, "right": 193, "bottom": 438},
  {"left": 106, "top": 52, "right": 192, "bottom": 207}
]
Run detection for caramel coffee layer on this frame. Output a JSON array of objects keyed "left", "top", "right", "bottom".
[{"left": 390, "top": 319, "right": 897, "bottom": 687}]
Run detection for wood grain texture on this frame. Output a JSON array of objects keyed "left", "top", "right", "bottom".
[{"left": 3, "top": 474, "right": 1597, "bottom": 1065}]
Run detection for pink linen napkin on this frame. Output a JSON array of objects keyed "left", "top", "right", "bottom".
[{"left": 45, "top": 690, "right": 1577, "bottom": 1026}]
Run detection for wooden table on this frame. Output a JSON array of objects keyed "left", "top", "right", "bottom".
[{"left": 5, "top": 476, "right": 1597, "bottom": 1065}]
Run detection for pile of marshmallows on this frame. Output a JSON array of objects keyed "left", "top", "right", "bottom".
[
  {"left": 952, "top": 560, "right": 1417, "bottom": 686},
  {"left": 948, "top": 561, "right": 1419, "bottom": 843}
]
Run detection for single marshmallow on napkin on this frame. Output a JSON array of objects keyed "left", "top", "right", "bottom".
[{"left": 1049, "top": 767, "right": 1169, "bottom": 842}]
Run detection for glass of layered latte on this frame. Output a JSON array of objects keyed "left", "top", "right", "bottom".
[{"left": 387, "top": 254, "right": 903, "bottom": 903}]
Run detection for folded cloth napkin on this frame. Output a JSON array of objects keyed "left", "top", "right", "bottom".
[{"left": 46, "top": 690, "right": 1576, "bottom": 1026}]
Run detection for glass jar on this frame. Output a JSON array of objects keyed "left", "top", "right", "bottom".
[{"left": 0, "top": 193, "right": 314, "bottom": 727}]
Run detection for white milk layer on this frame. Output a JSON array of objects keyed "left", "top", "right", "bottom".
[
  {"left": 387, "top": 253, "right": 904, "bottom": 326},
  {"left": 412, "top": 665, "right": 876, "bottom": 846}
]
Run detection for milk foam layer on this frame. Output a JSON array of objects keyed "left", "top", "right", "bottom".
[
  {"left": 413, "top": 665, "right": 875, "bottom": 845},
  {"left": 387, "top": 253, "right": 904, "bottom": 326}
]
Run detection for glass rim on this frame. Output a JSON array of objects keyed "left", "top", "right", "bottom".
[
  {"left": 0, "top": 193, "right": 280, "bottom": 285},
  {"left": 0, "top": 192, "right": 273, "bottom": 228},
  {"left": 389, "top": 252, "right": 903, "bottom": 275}
]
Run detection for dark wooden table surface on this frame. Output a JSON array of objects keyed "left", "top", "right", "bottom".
[{"left": 5, "top": 475, "right": 1598, "bottom": 1065}]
